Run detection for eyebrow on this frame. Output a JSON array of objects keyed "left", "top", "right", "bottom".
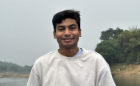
[
  {"left": 69, "top": 24, "right": 76, "bottom": 27},
  {"left": 57, "top": 24, "right": 76, "bottom": 28},
  {"left": 57, "top": 26, "right": 64, "bottom": 28}
]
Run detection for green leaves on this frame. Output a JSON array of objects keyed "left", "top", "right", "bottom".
[
  {"left": 95, "top": 40, "right": 118, "bottom": 65},
  {"left": 96, "top": 27, "right": 140, "bottom": 65},
  {"left": 100, "top": 27, "right": 123, "bottom": 41}
]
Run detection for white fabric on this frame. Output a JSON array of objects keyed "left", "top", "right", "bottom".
[{"left": 27, "top": 48, "right": 116, "bottom": 86}]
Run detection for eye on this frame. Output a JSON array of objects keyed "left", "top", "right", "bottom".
[
  {"left": 59, "top": 28, "right": 63, "bottom": 31},
  {"left": 58, "top": 27, "right": 64, "bottom": 31},
  {"left": 70, "top": 26, "right": 76, "bottom": 30}
]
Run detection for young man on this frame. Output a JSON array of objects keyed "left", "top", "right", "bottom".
[{"left": 27, "top": 9, "right": 116, "bottom": 86}]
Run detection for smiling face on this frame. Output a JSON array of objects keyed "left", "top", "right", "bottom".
[{"left": 54, "top": 18, "right": 81, "bottom": 49}]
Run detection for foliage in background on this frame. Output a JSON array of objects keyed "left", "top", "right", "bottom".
[
  {"left": 96, "top": 26, "right": 140, "bottom": 65},
  {"left": 0, "top": 61, "right": 32, "bottom": 74},
  {"left": 100, "top": 27, "right": 123, "bottom": 40}
]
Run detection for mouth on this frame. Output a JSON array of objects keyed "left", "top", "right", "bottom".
[{"left": 63, "top": 38, "right": 73, "bottom": 43}]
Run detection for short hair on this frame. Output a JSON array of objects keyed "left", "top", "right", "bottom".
[{"left": 52, "top": 9, "right": 81, "bottom": 32}]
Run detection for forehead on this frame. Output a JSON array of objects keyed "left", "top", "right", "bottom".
[{"left": 56, "top": 18, "right": 77, "bottom": 27}]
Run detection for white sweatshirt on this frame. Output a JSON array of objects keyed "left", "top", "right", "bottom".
[{"left": 27, "top": 48, "right": 116, "bottom": 86}]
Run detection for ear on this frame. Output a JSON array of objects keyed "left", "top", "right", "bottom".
[
  {"left": 53, "top": 31, "right": 56, "bottom": 39},
  {"left": 79, "top": 29, "right": 82, "bottom": 37}
]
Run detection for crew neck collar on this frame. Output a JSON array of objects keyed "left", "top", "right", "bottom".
[{"left": 56, "top": 48, "right": 84, "bottom": 60}]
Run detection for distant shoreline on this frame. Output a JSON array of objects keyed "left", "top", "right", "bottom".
[
  {"left": 1, "top": 64, "right": 140, "bottom": 78},
  {"left": 0, "top": 74, "right": 29, "bottom": 78}
]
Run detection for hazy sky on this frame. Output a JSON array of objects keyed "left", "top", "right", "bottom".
[{"left": 0, "top": 0, "right": 140, "bottom": 66}]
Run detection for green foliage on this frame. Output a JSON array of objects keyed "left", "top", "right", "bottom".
[
  {"left": 137, "top": 53, "right": 140, "bottom": 62},
  {"left": 117, "top": 27, "right": 140, "bottom": 64},
  {"left": 96, "top": 26, "right": 140, "bottom": 65},
  {"left": 0, "top": 61, "right": 32, "bottom": 74},
  {"left": 96, "top": 40, "right": 119, "bottom": 65},
  {"left": 100, "top": 27, "right": 123, "bottom": 41}
]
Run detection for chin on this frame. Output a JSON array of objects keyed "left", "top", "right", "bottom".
[{"left": 64, "top": 44, "right": 76, "bottom": 49}]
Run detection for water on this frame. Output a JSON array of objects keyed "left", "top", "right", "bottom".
[
  {"left": 0, "top": 76, "right": 140, "bottom": 86},
  {"left": 0, "top": 78, "right": 28, "bottom": 86},
  {"left": 113, "top": 76, "right": 140, "bottom": 86}
]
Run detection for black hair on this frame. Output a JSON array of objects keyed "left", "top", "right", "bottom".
[{"left": 52, "top": 9, "right": 81, "bottom": 32}]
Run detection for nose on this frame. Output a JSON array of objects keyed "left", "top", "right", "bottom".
[{"left": 64, "top": 28, "right": 71, "bottom": 37}]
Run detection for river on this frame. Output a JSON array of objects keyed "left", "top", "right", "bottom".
[
  {"left": 0, "top": 78, "right": 28, "bottom": 86},
  {"left": 0, "top": 76, "right": 140, "bottom": 86},
  {"left": 113, "top": 76, "right": 140, "bottom": 86}
]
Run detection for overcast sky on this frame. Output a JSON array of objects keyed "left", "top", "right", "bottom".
[{"left": 0, "top": 0, "right": 140, "bottom": 66}]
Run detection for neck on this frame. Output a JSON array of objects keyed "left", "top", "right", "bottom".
[{"left": 58, "top": 46, "right": 79, "bottom": 57}]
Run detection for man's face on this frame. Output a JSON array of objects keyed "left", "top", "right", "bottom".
[{"left": 54, "top": 18, "right": 81, "bottom": 49}]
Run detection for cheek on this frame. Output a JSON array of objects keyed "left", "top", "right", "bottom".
[
  {"left": 56, "top": 38, "right": 61, "bottom": 44},
  {"left": 74, "top": 32, "right": 81, "bottom": 37},
  {"left": 56, "top": 34, "right": 63, "bottom": 42},
  {"left": 55, "top": 33, "right": 62, "bottom": 38}
]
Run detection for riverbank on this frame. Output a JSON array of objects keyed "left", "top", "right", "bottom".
[
  {"left": 0, "top": 72, "right": 29, "bottom": 78},
  {"left": 111, "top": 63, "right": 140, "bottom": 76},
  {"left": 1, "top": 63, "right": 140, "bottom": 78},
  {"left": 2, "top": 74, "right": 29, "bottom": 78}
]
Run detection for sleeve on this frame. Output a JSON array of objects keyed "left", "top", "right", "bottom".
[
  {"left": 26, "top": 65, "right": 41, "bottom": 86},
  {"left": 98, "top": 66, "right": 116, "bottom": 86}
]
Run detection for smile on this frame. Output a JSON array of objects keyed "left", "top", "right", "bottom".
[{"left": 63, "top": 38, "right": 73, "bottom": 43}]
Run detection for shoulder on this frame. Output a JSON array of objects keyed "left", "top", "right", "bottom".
[
  {"left": 30, "top": 50, "right": 58, "bottom": 76},
  {"left": 34, "top": 50, "right": 57, "bottom": 66},
  {"left": 82, "top": 48, "right": 109, "bottom": 68},
  {"left": 82, "top": 48, "right": 105, "bottom": 60}
]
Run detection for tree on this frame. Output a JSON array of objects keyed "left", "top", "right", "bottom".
[
  {"left": 100, "top": 27, "right": 123, "bottom": 41},
  {"left": 117, "top": 26, "right": 140, "bottom": 64},
  {"left": 0, "top": 61, "right": 32, "bottom": 74},
  {"left": 96, "top": 26, "right": 140, "bottom": 65},
  {"left": 95, "top": 40, "right": 119, "bottom": 65}
]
